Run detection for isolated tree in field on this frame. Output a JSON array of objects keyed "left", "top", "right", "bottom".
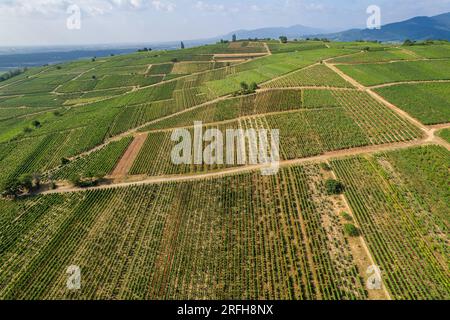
[
  {"left": 181, "top": 41, "right": 185, "bottom": 49},
  {"left": 32, "top": 173, "right": 41, "bottom": 188},
  {"left": 249, "top": 82, "right": 259, "bottom": 92},
  {"left": 325, "top": 179, "right": 344, "bottom": 195},
  {"left": 403, "top": 39, "right": 414, "bottom": 46},
  {"left": 279, "top": 36, "right": 288, "bottom": 44},
  {"left": 240, "top": 81, "right": 249, "bottom": 92},
  {"left": 232, "top": 34, "right": 237, "bottom": 42},
  {"left": 61, "top": 157, "right": 71, "bottom": 165},
  {"left": 343, "top": 224, "right": 359, "bottom": 237},
  {"left": 32, "top": 120, "right": 41, "bottom": 128},
  {"left": 18, "top": 174, "right": 33, "bottom": 192},
  {"left": 1, "top": 180, "right": 22, "bottom": 199}
]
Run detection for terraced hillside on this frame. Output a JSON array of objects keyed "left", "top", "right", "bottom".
[{"left": 0, "top": 40, "right": 449, "bottom": 300}]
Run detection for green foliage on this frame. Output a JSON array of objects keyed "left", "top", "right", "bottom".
[
  {"left": 343, "top": 224, "right": 359, "bottom": 237},
  {"left": 375, "top": 82, "right": 450, "bottom": 125},
  {"left": 279, "top": 36, "right": 288, "bottom": 44},
  {"left": 337, "top": 60, "right": 450, "bottom": 86},
  {"left": 341, "top": 212, "right": 353, "bottom": 221},
  {"left": 325, "top": 179, "right": 344, "bottom": 195}
]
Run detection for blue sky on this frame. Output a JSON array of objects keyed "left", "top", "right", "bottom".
[{"left": 0, "top": 0, "right": 449, "bottom": 46}]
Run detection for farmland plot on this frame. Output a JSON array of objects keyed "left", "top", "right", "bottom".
[
  {"left": 262, "top": 64, "right": 354, "bottom": 88},
  {"left": 0, "top": 167, "right": 368, "bottom": 300},
  {"left": 331, "top": 146, "right": 450, "bottom": 299},
  {"left": 330, "top": 49, "right": 415, "bottom": 64},
  {"left": 374, "top": 82, "right": 450, "bottom": 125},
  {"left": 51, "top": 137, "right": 132, "bottom": 180},
  {"left": 337, "top": 60, "right": 450, "bottom": 86}
]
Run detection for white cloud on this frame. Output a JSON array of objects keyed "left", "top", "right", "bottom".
[
  {"left": 152, "top": 0, "right": 176, "bottom": 12},
  {"left": 0, "top": 0, "right": 176, "bottom": 17},
  {"left": 195, "top": 1, "right": 225, "bottom": 12}
]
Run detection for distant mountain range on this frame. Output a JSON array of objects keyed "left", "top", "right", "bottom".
[
  {"left": 314, "top": 12, "right": 450, "bottom": 42},
  {"left": 220, "top": 12, "right": 450, "bottom": 42}
]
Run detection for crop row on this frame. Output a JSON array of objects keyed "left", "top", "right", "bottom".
[{"left": 0, "top": 165, "right": 369, "bottom": 299}]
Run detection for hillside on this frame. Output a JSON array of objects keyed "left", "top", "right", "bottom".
[
  {"left": 223, "top": 24, "right": 324, "bottom": 40},
  {"left": 0, "top": 40, "right": 449, "bottom": 300}
]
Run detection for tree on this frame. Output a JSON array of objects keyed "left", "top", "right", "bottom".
[
  {"left": 325, "top": 179, "right": 344, "bottom": 195},
  {"left": 30, "top": 173, "right": 42, "bottom": 189},
  {"left": 1, "top": 180, "right": 21, "bottom": 199},
  {"left": 343, "top": 224, "right": 359, "bottom": 237},
  {"left": 18, "top": 174, "right": 33, "bottom": 192},
  {"left": 279, "top": 36, "right": 288, "bottom": 44},
  {"left": 403, "top": 39, "right": 414, "bottom": 46},
  {"left": 61, "top": 157, "right": 71, "bottom": 165},
  {"left": 340, "top": 212, "right": 353, "bottom": 221},
  {"left": 249, "top": 82, "right": 259, "bottom": 92},
  {"left": 32, "top": 120, "right": 41, "bottom": 128},
  {"left": 181, "top": 41, "right": 185, "bottom": 49},
  {"left": 232, "top": 34, "right": 237, "bottom": 42},
  {"left": 240, "top": 81, "right": 249, "bottom": 92}
]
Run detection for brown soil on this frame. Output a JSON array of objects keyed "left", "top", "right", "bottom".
[{"left": 110, "top": 133, "right": 148, "bottom": 179}]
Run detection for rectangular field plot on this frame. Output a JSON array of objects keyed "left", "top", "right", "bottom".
[
  {"left": 402, "top": 44, "right": 450, "bottom": 59},
  {"left": 437, "top": 128, "right": 450, "bottom": 143},
  {"left": 0, "top": 166, "right": 368, "bottom": 300},
  {"left": 267, "top": 41, "right": 327, "bottom": 54},
  {"left": 337, "top": 60, "right": 450, "bottom": 86},
  {"left": 331, "top": 145, "right": 450, "bottom": 300},
  {"left": 262, "top": 64, "right": 354, "bottom": 88},
  {"left": 330, "top": 49, "right": 415, "bottom": 64},
  {"left": 374, "top": 82, "right": 450, "bottom": 125},
  {"left": 51, "top": 137, "right": 132, "bottom": 180},
  {"left": 130, "top": 90, "right": 421, "bottom": 177}
]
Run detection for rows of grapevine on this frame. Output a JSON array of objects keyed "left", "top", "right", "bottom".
[
  {"left": 374, "top": 82, "right": 450, "bottom": 125},
  {"left": 51, "top": 137, "right": 133, "bottom": 180},
  {"left": 141, "top": 89, "right": 342, "bottom": 131},
  {"left": 0, "top": 165, "right": 370, "bottom": 299},
  {"left": 130, "top": 88, "right": 424, "bottom": 177},
  {"left": 337, "top": 59, "right": 450, "bottom": 86},
  {"left": 330, "top": 49, "right": 415, "bottom": 64},
  {"left": 331, "top": 150, "right": 449, "bottom": 300},
  {"left": 332, "top": 90, "right": 423, "bottom": 144},
  {"left": 0, "top": 121, "right": 117, "bottom": 189}
]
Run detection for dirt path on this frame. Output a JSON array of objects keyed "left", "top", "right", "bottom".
[
  {"left": 39, "top": 137, "right": 440, "bottom": 195},
  {"left": 109, "top": 133, "right": 148, "bottom": 179},
  {"left": 263, "top": 42, "right": 272, "bottom": 55},
  {"left": 428, "top": 122, "right": 450, "bottom": 130},
  {"left": 327, "top": 168, "right": 391, "bottom": 300},
  {"left": 324, "top": 62, "right": 365, "bottom": 90}
]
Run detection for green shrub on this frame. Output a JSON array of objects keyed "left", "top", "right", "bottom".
[
  {"left": 341, "top": 212, "right": 353, "bottom": 221},
  {"left": 325, "top": 179, "right": 344, "bottom": 195},
  {"left": 343, "top": 224, "right": 359, "bottom": 237}
]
